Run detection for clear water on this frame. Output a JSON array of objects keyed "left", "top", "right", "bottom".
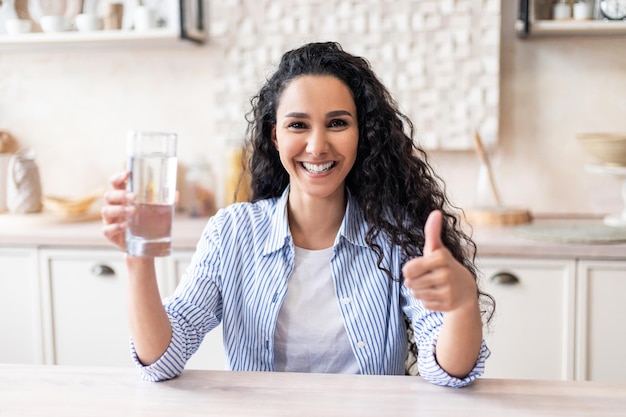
[{"left": 126, "top": 154, "right": 177, "bottom": 257}]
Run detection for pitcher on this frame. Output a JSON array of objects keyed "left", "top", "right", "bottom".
[{"left": 7, "top": 148, "right": 43, "bottom": 214}]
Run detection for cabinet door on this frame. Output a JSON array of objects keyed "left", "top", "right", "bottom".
[
  {"left": 168, "top": 250, "right": 226, "bottom": 370},
  {"left": 40, "top": 249, "right": 167, "bottom": 367},
  {"left": 478, "top": 257, "right": 576, "bottom": 380},
  {"left": 0, "top": 248, "right": 41, "bottom": 364},
  {"left": 576, "top": 260, "right": 626, "bottom": 382}
]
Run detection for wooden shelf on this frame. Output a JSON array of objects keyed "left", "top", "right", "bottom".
[
  {"left": 516, "top": 19, "right": 626, "bottom": 37},
  {"left": 0, "top": 28, "right": 205, "bottom": 50}
]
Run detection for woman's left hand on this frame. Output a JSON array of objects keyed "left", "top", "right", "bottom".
[{"left": 401, "top": 210, "right": 477, "bottom": 312}]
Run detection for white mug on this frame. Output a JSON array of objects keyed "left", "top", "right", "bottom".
[
  {"left": 75, "top": 13, "right": 101, "bottom": 31},
  {"left": 133, "top": 6, "right": 157, "bottom": 32}
]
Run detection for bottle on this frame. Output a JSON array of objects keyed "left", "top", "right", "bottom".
[
  {"left": 573, "top": 1, "right": 593, "bottom": 20},
  {"left": 225, "top": 139, "right": 251, "bottom": 205}
]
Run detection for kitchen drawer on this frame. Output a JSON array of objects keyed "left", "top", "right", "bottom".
[{"left": 478, "top": 257, "right": 576, "bottom": 380}]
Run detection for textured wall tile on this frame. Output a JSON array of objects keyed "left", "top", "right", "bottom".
[{"left": 210, "top": 0, "right": 500, "bottom": 150}]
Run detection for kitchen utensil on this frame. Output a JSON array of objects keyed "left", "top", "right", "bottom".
[
  {"left": 473, "top": 131, "right": 502, "bottom": 207},
  {"left": 464, "top": 132, "right": 532, "bottom": 227}
]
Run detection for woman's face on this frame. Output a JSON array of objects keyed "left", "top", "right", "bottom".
[{"left": 272, "top": 75, "right": 358, "bottom": 203}]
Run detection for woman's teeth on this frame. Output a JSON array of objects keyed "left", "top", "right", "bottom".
[{"left": 301, "top": 161, "right": 335, "bottom": 173}]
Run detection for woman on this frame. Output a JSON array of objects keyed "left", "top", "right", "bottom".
[{"left": 102, "top": 41, "right": 492, "bottom": 387}]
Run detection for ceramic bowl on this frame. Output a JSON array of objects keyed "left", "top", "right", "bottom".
[
  {"left": 577, "top": 133, "right": 626, "bottom": 166},
  {"left": 40, "top": 15, "right": 72, "bottom": 33}
]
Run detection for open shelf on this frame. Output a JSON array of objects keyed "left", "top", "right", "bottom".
[
  {"left": 0, "top": 0, "right": 206, "bottom": 50},
  {"left": 517, "top": 0, "right": 626, "bottom": 37},
  {"left": 0, "top": 28, "right": 203, "bottom": 50}
]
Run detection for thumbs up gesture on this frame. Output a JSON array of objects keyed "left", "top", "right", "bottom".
[{"left": 402, "top": 210, "right": 478, "bottom": 312}]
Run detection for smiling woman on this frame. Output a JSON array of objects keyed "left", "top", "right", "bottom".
[{"left": 101, "top": 41, "right": 494, "bottom": 388}]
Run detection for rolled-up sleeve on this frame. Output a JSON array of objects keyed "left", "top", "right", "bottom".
[
  {"left": 403, "top": 287, "right": 491, "bottom": 388},
  {"left": 129, "top": 218, "right": 224, "bottom": 382}
]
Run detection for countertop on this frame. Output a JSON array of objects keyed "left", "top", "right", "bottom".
[
  {"left": 1, "top": 212, "right": 626, "bottom": 259},
  {"left": 1, "top": 364, "right": 625, "bottom": 417}
]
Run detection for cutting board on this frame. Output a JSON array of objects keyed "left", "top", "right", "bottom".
[{"left": 464, "top": 206, "right": 532, "bottom": 227}]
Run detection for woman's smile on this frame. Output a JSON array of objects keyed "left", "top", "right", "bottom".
[{"left": 300, "top": 161, "right": 336, "bottom": 174}]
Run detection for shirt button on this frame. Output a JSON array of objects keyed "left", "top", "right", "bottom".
[
  {"left": 341, "top": 297, "right": 351, "bottom": 305},
  {"left": 356, "top": 341, "right": 366, "bottom": 349}
]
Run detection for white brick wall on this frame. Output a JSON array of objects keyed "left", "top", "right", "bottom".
[{"left": 209, "top": 0, "right": 500, "bottom": 150}]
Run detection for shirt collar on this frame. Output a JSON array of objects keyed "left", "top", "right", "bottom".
[
  {"left": 263, "top": 186, "right": 370, "bottom": 256},
  {"left": 263, "top": 186, "right": 292, "bottom": 255}
]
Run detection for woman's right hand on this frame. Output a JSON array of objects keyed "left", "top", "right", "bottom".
[{"left": 101, "top": 171, "right": 135, "bottom": 252}]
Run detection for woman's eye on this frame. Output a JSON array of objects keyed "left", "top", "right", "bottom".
[
  {"left": 287, "top": 121, "right": 306, "bottom": 129},
  {"left": 329, "top": 119, "right": 348, "bottom": 128}
]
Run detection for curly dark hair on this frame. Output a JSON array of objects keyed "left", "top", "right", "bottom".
[{"left": 243, "top": 41, "right": 494, "bottom": 324}]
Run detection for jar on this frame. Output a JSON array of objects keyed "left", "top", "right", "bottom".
[{"left": 185, "top": 159, "right": 217, "bottom": 217}]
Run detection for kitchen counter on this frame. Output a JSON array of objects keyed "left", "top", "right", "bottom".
[
  {"left": 1, "top": 364, "right": 625, "bottom": 417},
  {"left": 1, "top": 212, "right": 625, "bottom": 259}
]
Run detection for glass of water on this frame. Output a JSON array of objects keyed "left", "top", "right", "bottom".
[{"left": 125, "top": 131, "right": 178, "bottom": 257}]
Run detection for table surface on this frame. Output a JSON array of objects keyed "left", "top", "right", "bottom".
[{"left": 1, "top": 365, "right": 625, "bottom": 417}]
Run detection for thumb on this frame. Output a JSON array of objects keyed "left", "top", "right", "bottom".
[{"left": 423, "top": 210, "right": 444, "bottom": 255}]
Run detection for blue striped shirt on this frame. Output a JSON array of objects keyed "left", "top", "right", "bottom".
[{"left": 132, "top": 187, "right": 489, "bottom": 387}]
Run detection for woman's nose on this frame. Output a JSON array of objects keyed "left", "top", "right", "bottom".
[{"left": 306, "top": 129, "right": 328, "bottom": 156}]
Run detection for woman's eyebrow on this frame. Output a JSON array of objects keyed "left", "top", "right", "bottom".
[
  {"left": 327, "top": 110, "right": 353, "bottom": 118},
  {"left": 283, "top": 110, "right": 353, "bottom": 118},
  {"left": 284, "top": 112, "right": 309, "bottom": 118}
]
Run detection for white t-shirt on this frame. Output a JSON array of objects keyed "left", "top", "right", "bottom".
[{"left": 273, "top": 246, "right": 360, "bottom": 374}]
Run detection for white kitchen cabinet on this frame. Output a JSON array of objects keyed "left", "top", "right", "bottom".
[
  {"left": 168, "top": 250, "right": 227, "bottom": 371},
  {"left": 40, "top": 248, "right": 131, "bottom": 367},
  {"left": 0, "top": 248, "right": 42, "bottom": 364},
  {"left": 575, "top": 260, "right": 626, "bottom": 382},
  {"left": 39, "top": 248, "right": 167, "bottom": 367},
  {"left": 478, "top": 257, "right": 577, "bottom": 380}
]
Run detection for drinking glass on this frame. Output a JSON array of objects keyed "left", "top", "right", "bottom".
[{"left": 125, "top": 131, "right": 177, "bottom": 257}]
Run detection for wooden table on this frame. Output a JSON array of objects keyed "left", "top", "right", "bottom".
[{"left": 1, "top": 365, "right": 625, "bottom": 416}]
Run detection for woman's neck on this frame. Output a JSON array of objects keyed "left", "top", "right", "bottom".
[{"left": 287, "top": 191, "right": 346, "bottom": 250}]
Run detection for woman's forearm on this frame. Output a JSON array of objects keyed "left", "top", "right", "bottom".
[
  {"left": 435, "top": 300, "right": 483, "bottom": 378},
  {"left": 126, "top": 256, "right": 172, "bottom": 365}
]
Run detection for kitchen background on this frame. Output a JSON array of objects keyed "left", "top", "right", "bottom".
[{"left": 1, "top": 0, "right": 625, "bottom": 217}]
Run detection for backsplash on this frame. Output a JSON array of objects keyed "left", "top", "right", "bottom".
[
  {"left": 209, "top": 0, "right": 501, "bottom": 150},
  {"left": 0, "top": 1, "right": 624, "bottom": 217}
]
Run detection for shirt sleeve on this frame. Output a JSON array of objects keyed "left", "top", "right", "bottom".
[
  {"left": 402, "top": 286, "right": 491, "bottom": 388},
  {"left": 129, "top": 217, "right": 224, "bottom": 382}
]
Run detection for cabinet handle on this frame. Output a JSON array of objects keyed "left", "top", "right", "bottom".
[
  {"left": 91, "top": 264, "right": 115, "bottom": 277},
  {"left": 490, "top": 272, "right": 519, "bottom": 285}
]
